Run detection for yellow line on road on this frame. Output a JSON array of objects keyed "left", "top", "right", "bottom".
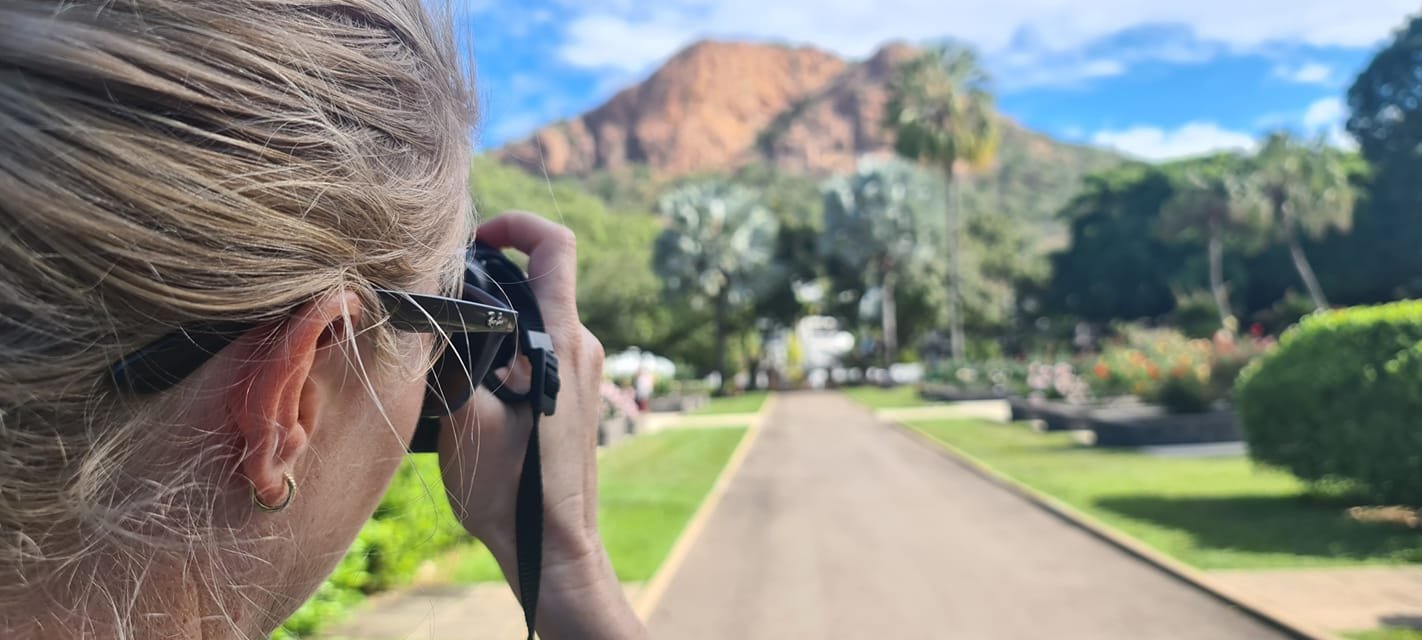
[{"left": 633, "top": 394, "right": 777, "bottom": 621}]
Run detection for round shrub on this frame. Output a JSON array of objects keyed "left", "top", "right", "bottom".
[
  {"left": 1155, "top": 374, "right": 1212, "bottom": 414},
  {"left": 1236, "top": 300, "right": 1422, "bottom": 505}
]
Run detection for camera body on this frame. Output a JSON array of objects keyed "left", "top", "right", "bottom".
[{"left": 407, "top": 241, "right": 559, "bottom": 453}]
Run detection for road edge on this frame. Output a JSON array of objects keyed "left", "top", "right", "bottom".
[
  {"left": 632, "top": 394, "right": 777, "bottom": 620},
  {"left": 887, "top": 420, "right": 1341, "bottom": 640}
]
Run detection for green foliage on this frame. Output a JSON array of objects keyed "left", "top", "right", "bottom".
[
  {"left": 1237, "top": 300, "right": 1422, "bottom": 505},
  {"left": 653, "top": 181, "right": 779, "bottom": 305},
  {"left": 1237, "top": 132, "right": 1358, "bottom": 309},
  {"left": 1346, "top": 628, "right": 1422, "bottom": 640},
  {"left": 821, "top": 157, "right": 946, "bottom": 362},
  {"left": 821, "top": 158, "right": 945, "bottom": 278},
  {"left": 1159, "top": 155, "right": 1268, "bottom": 325},
  {"left": 1339, "top": 13, "right": 1422, "bottom": 302},
  {"left": 925, "top": 359, "right": 1027, "bottom": 394},
  {"left": 1172, "top": 290, "right": 1225, "bottom": 339},
  {"left": 275, "top": 457, "right": 468, "bottom": 638},
  {"left": 1045, "top": 164, "right": 1193, "bottom": 321},
  {"left": 955, "top": 124, "right": 1122, "bottom": 232},
  {"left": 1154, "top": 374, "right": 1213, "bottom": 414},
  {"left": 470, "top": 157, "right": 668, "bottom": 355},
  {"left": 653, "top": 180, "right": 780, "bottom": 383},
  {"left": 1246, "top": 132, "right": 1358, "bottom": 242},
  {"left": 1255, "top": 290, "right": 1318, "bottom": 336},
  {"left": 1090, "top": 326, "right": 1272, "bottom": 412},
  {"left": 1043, "top": 146, "right": 1375, "bottom": 330},
  {"left": 914, "top": 420, "right": 1422, "bottom": 569},
  {"left": 885, "top": 43, "right": 999, "bottom": 174}
]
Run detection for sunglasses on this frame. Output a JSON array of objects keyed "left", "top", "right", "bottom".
[{"left": 108, "top": 276, "right": 519, "bottom": 452}]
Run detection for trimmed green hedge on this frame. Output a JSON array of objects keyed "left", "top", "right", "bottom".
[
  {"left": 1236, "top": 300, "right": 1422, "bottom": 505},
  {"left": 274, "top": 456, "right": 471, "bottom": 638}
]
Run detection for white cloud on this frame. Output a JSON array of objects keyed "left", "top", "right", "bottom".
[
  {"left": 997, "top": 57, "right": 1128, "bottom": 91},
  {"left": 1274, "top": 62, "right": 1334, "bottom": 85},
  {"left": 558, "top": 13, "right": 699, "bottom": 73},
  {"left": 1302, "top": 97, "right": 1345, "bottom": 129},
  {"left": 552, "top": 0, "right": 1414, "bottom": 78},
  {"left": 1091, "top": 121, "right": 1257, "bottom": 160},
  {"left": 1301, "top": 97, "right": 1356, "bottom": 148}
]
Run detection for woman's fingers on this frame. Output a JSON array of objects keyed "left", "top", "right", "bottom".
[{"left": 475, "top": 212, "right": 579, "bottom": 318}]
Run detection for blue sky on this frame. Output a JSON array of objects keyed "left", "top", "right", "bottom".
[{"left": 451, "top": 1, "right": 1414, "bottom": 161}]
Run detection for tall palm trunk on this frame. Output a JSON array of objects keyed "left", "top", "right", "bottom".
[
  {"left": 1207, "top": 216, "right": 1233, "bottom": 328},
  {"left": 713, "top": 287, "right": 730, "bottom": 395},
  {"left": 740, "top": 331, "right": 757, "bottom": 391},
  {"left": 1281, "top": 210, "right": 1331, "bottom": 311},
  {"left": 881, "top": 266, "right": 898, "bottom": 372},
  {"left": 946, "top": 173, "right": 965, "bottom": 361}
]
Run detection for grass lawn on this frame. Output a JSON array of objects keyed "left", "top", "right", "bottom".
[
  {"left": 1346, "top": 629, "right": 1422, "bottom": 640},
  {"left": 841, "top": 385, "right": 937, "bottom": 410},
  {"left": 444, "top": 426, "right": 747, "bottom": 583},
  {"left": 910, "top": 419, "right": 1422, "bottom": 570},
  {"left": 689, "top": 390, "right": 769, "bottom": 415}
]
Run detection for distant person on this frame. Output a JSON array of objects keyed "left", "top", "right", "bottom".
[
  {"left": 635, "top": 366, "right": 655, "bottom": 413},
  {"left": 0, "top": 1, "right": 645, "bottom": 638}
]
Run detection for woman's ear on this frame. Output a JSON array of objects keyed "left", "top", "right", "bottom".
[{"left": 229, "top": 291, "right": 364, "bottom": 510}]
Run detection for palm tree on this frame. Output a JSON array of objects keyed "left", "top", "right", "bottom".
[
  {"left": 885, "top": 43, "right": 999, "bottom": 361},
  {"left": 1243, "top": 132, "right": 1357, "bottom": 310},
  {"left": 653, "top": 181, "right": 779, "bottom": 392},
  {"left": 1160, "top": 164, "right": 1256, "bottom": 328},
  {"left": 821, "top": 158, "right": 943, "bottom": 370}
]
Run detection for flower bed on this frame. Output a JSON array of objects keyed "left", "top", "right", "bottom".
[
  {"left": 919, "top": 360, "right": 1025, "bottom": 401},
  {"left": 1088, "top": 327, "right": 1272, "bottom": 414}
]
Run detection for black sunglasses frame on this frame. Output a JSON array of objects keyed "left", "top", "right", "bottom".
[{"left": 108, "top": 287, "right": 518, "bottom": 399}]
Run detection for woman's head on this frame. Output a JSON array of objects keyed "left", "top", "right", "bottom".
[{"left": 0, "top": 0, "right": 473, "bottom": 634}]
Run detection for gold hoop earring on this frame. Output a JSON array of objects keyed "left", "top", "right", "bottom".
[{"left": 252, "top": 473, "right": 296, "bottom": 513}]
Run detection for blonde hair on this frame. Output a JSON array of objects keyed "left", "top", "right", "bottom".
[{"left": 0, "top": 0, "right": 473, "bottom": 629}]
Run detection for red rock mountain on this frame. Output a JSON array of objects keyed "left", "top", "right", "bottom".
[{"left": 498, "top": 40, "right": 919, "bottom": 178}]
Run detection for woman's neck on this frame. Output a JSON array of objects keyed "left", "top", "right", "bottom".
[{"left": 1, "top": 556, "right": 255, "bottom": 640}]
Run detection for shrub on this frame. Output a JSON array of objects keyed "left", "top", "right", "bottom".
[
  {"left": 1091, "top": 325, "right": 1272, "bottom": 413},
  {"left": 1172, "top": 289, "right": 1225, "bottom": 339},
  {"left": 926, "top": 359, "right": 1029, "bottom": 395},
  {"left": 1025, "top": 361, "right": 1090, "bottom": 403},
  {"left": 274, "top": 456, "right": 472, "bottom": 638},
  {"left": 1236, "top": 300, "right": 1422, "bottom": 505},
  {"left": 1155, "top": 374, "right": 1212, "bottom": 413}
]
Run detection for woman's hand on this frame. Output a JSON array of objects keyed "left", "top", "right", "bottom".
[{"left": 437, "top": 212, "right": 646, "bottom": 639}]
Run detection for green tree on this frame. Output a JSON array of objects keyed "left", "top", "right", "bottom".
[
  {"left": 821, "top": 158, "right": 945, "bottom": 368},
  {"left": 1344, "top": 13, "right": 1422, "bottom": 300},
  {"left": 1044, "top": 164, "right": 1190, "bottom": 322},
  {"left": 653, "top": 181, "right": 779, "bottom": 391},
  {"left": 885, "top": 43, "right": 1000, "bottom": 361},
  {"left": 469, "top": 157, "right": 668, "bottom": 354},
  {"left": 1159, "top": 159, "right": 1260, "bottom": 328},
  {"left": 1241, "top": 133, "right": 1357, "bottom": 310}
]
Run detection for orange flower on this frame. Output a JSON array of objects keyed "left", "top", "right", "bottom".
[
  {"left": 1146, "top": 363, "right": 1160, "bottom": 380},
  {"left": 1093, "top": 362, "right": 1110, "bottom": 380},
  {"left": 1171, "top": 365, "right": 1189, "bottom": 379}
]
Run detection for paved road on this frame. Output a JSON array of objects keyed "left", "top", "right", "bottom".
[{"left": 646, "top": 392, "right": 1288, "bottom": 640}]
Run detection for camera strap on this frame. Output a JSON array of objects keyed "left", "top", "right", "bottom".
[{"left": 473, "top": 245, "right": 560, "bottom": 640}]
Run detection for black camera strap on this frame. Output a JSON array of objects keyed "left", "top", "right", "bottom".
[{"left": 474, "top": 245, "right": 560, "bottom": 640}]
